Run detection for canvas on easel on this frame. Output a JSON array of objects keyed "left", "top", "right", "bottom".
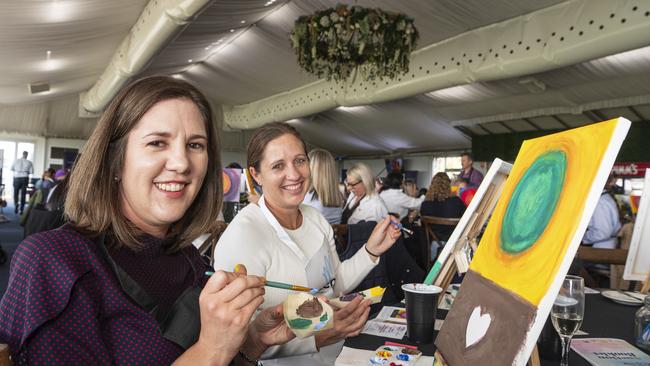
[
  {"left": 435, "top": 118, "right": 630, "bottom": 366},
  {"left": 424, "top": 158, "right": 513, "bottom": 294},
  {"left": 624, "top": 168, "right": 650, "bottom": 282}
]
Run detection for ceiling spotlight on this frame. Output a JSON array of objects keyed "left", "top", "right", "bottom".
[
  {"left": 205, "top": 46, "right": 210, "bottom": 50},
  {"left": 46, "top": 50, "right": 52, "bottom": 59},
  {"left": 230, "top": 29, "right": 235, "bottom": 33},
  {"left": 188, "top": 59, "right": 193, "bottom": 63},
  {"left": 241, "top": 20, "right": 246, "bottom": 24}
]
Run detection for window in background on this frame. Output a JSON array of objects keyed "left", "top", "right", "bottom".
[{"left": 432, "top": 155, "right": 462, "bottom": 178}]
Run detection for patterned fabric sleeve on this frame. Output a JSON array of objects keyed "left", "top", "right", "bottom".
[
  {"left": 0, "top": 231, "right": 103, "bottom": 364},
  {"left": 17, "top": 273, "right": 112, "bottom": 365}
]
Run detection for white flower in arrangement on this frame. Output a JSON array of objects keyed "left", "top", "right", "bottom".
[
  {"left": 329, "top": 12, "right": 339, "bottom": 22},
  {"left": 320, "top": 16, "right": 330, "bottom": 27}
]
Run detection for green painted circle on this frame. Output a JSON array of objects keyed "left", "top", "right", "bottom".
[{"left": 500, "top": 150, "right": 567, "bottom": 254}]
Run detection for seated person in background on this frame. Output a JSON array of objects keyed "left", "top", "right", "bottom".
[
  {"left": 303, "top": 148, "right": 344, "bottom": 224},
  {"left": 34, "top": 168, "right": 55, "bottom": 192},
  {"left": 0, "top": 76, "right": 293, "bottom": 365},
  {"left": 342, "top": 163, "right": 388, "bottom": 224},
  {"left": 380, "top": 172, "right": 425, "bottom": 220},
  {"left": 458, "top": 151, "right": 484, "bottom": 188},
  {"left": 214, "top": 122, "right": 400, "bottom": 364},
  {"left": 420, "top": 172, "right": 466, "bottom": 242},
  {"left": 582, "top": 187, "right": 622, "bottom": 249}
]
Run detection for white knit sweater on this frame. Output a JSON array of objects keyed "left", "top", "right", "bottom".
[{"left": 213, "top": 197, "right": 378, "bottom": 362}]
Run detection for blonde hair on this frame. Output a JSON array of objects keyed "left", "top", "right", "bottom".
[
  {"left": 346, "top": 162, "right": 376, "bottom": 197},
  {"left": 308, "top": 149, "right": 343, "bottom": 207},
  {"left": 425, "top": 172, "right": 452, "bottom": 202}
]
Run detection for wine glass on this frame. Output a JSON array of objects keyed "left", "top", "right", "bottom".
[{"left": 551, "top": 275, "right": 585, "bottom": 366}]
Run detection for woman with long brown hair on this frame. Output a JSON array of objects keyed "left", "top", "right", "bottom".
[{"left": 0, "top": 76, "right": 293, "bottom": 365}]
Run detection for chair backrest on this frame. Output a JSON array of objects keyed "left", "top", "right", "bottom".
[
  {"left": 331, "top": 224, "right": 348, "bottom": 253},
  {"left": 197, "top": 221, "right": 228, "bottom": 263},
  {"left": 576, "top": 247, "right": 628, "bottom": 265},
  {"left": 0, "top": 343, "right": 11, "bottom": 366},
  {"left": 420, "top": 216, "right": 461, "bottom": 267}
]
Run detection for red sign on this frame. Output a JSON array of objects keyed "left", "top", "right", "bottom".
[{"left": 611, "top": 162, "right": 650, "bottom": 177}]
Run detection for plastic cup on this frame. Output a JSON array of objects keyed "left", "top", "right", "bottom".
[{"left": 401, "top": 283, "right": 442, "bottom": 343}]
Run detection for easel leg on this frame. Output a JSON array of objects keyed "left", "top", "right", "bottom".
[{"left": 642, "top": 273, "right": 650, "bottom": 294}]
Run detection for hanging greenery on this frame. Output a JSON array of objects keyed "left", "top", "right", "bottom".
[{"left": 289, "top": 4, "right": 419, "bottom": 81}]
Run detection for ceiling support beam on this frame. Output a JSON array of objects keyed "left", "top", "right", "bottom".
[
  {"left": 628, "top": 106, "right": 645, "bottom": 121},
  {"left": 551, "top": 115, "right": 569, "bottom": 129},
  {"left": 224, "top": 0, "right": 650, "bottom": 129},
  {"left": 80, "top": 0, "right": 213, "bottom": 113}
]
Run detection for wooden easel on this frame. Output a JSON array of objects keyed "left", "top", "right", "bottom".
[
  {"left": 432, "top": 173, "right": 509, "bottom": 296},
  {"left": 641, "top": 272, "right": 650, "bottom": 294}
]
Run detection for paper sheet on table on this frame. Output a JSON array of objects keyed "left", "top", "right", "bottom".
[
  {"left": 376, "top": 306, "right": 407, "bottom": 324},
  {"left": 335, "top": 346, "right": 435, "bottom": 366},
  {"left": 584, "top": 287, "right": 600, "bottom": 294},
  {"left": 361, "top": 320, "right": 407, "bottom": 339}
]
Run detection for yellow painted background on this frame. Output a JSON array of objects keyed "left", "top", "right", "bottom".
[{"left": 471, "top": 119, "right": 618, "bottom": 306}]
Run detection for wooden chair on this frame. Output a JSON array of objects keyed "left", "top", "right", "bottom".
[
  {"left": 0, "top": 343, "right": 10, "bottom": 366},
  {"left": 420, "top": 216, "right": 460, "bottom": 269},
  {"left": 195, "top": 221, "right": 228, "bottom": 264},
  {"left": 331, "top": 224, "right": 348, "bottom": 254},
  {"left": 576, "top": 246, "right": 628, "bottom": 288}
]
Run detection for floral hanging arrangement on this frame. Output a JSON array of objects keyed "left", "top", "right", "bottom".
[{"left": 289, "top": 4, "right": 419, "bottom": 81}]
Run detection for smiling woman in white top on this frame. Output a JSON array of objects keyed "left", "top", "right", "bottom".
[
  {"left": 341, "top": 163, "right": 389, "bottom": 225},
  {"left": 213, "top": 122, "right": 400, "bottom": 365}
]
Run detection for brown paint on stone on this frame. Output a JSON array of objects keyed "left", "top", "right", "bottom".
[
  {"left": 435, "top": 270, "right": 537, "bottom": 365},
  {"left": 296, "top": 297, "right": 323, "bottom": 318}
]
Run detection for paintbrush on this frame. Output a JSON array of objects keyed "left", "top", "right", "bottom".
[
  {"left": 390, "top": 220, "right": 414, "bottom": 235},
  {"left": 204, "top": 271, "right": 318, "bottom": 294}
]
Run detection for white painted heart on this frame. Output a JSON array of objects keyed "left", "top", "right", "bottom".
[{"left": 465, "top": 305, "right": 492, "bottom": 348}]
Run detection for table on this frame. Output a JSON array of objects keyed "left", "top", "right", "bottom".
[{"left": 342, "top": 292, "right": 641, "bottom": 365}]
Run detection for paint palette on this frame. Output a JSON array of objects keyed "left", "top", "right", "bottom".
[
  {"left": 330, "top": 286, "right": 386, "bottom": 308},
  {"left": 283, "top": 292, "right": 333, "bottom": 338},
  {"left": 369, "top": 345, "right": 422, "bottom": 365}
]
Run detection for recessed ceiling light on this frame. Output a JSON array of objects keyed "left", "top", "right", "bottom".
[
  {"left": 46, "top": 50, "right": 52, "bottom": 59},
  {"left": 230, "top": 29, "right": 235, "bottom": 33},
  {"left": 241, "top": 20, "right": 246, "bottom": 24},
  {"left": 205, "top": 46, "right": 210, "bottom": 50},
  {"left": 188, "top": 59, "right": 193, "bottom": 63}
]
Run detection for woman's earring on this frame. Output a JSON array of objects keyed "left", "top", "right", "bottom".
[{"left": 114, "top": 176, "right": 120, "bottom": 183}]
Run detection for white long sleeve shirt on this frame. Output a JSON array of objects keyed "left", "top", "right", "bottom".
[
  {"left": 343, "top": 194, "right": 388, "bottom": 224},
  {"left": 379, "top": 188, "right": 425, "bottom": 219},
  {"left": 213, "top": 196, "right": 378, "bottom": 363}
]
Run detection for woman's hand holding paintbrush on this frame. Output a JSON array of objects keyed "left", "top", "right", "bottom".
[
  {"left": 206, "top": 265, "right": 319, "bottom": 294},
  {"left": 363, "top": 216, "right": 402, "bottom": 261},
  {"left": 201, "top": 264, "right": 295, "bottom": 360}
]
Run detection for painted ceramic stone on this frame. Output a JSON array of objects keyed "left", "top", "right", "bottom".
[
  {"left": 329, "top": 286, "right": 385, "bottom": 308},
  {"left": 283, "top": 292, "right": 333, "bottom": 338}
]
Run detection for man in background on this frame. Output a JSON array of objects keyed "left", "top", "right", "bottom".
[
  {"left": 11, "top": 151, "right": 33, "bottom": 214},
  {"left": 458, "top": 152, "right": 484, "bottom": 188}
]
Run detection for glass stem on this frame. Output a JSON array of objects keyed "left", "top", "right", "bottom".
[{"left": 560, "top": 335, "right": 572, "bottom": 366}]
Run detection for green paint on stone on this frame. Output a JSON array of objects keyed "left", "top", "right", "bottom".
[
  {"left": 320, "top": 313, "right": 328, "bottom": 322},
  {"left": 500, "top": 150, "right": 567, "bottom": 254},
  {"left": 288, "top": 318, "right": 312, "bottom": 329}
]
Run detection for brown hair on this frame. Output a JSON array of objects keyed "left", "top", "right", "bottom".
[
  {"left": 247, "top": 122, "right": 307, "bottom": 174},
  {"left": 65, "top": 76, "right": 222, "bottom": 251},
  {"left": 425, "top": 172, "right": 452, "bottom": 202}
]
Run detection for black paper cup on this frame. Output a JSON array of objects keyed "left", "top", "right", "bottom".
[{"left": 401, "top": 283, "right": 442, "bottom": 343}]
